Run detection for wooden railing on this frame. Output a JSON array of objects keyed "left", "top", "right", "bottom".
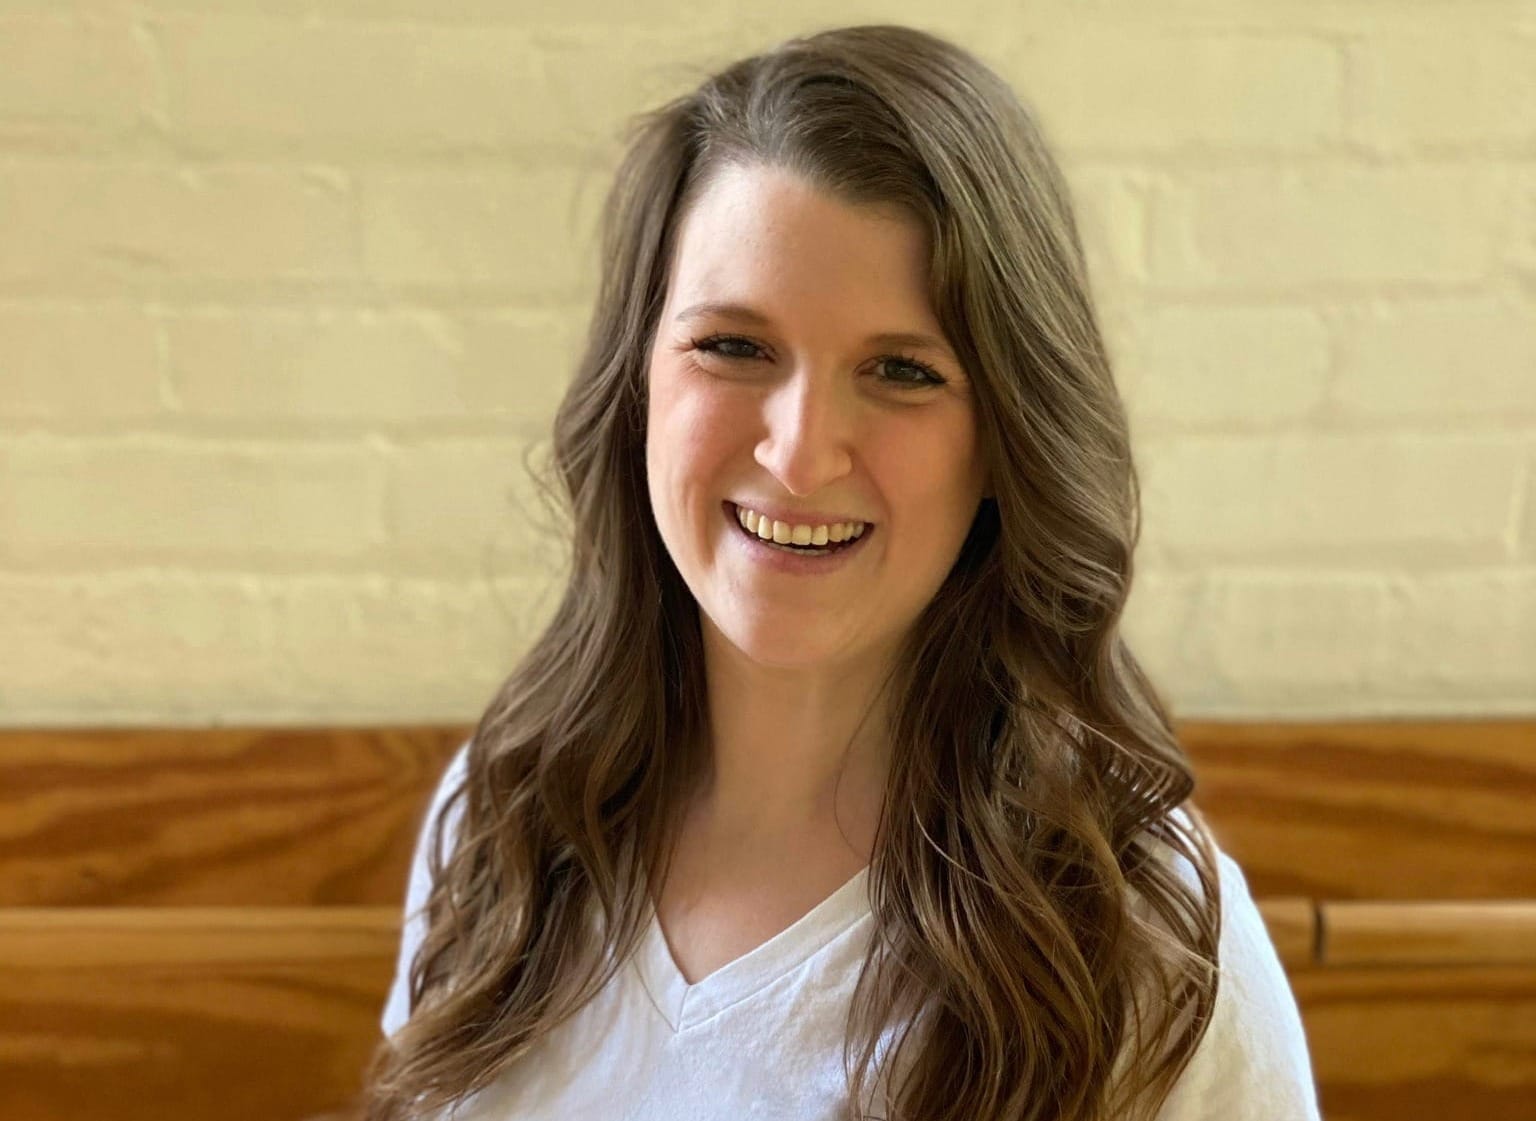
[{"left": 1, "top": 721, "right": 1532, "bottom": 1120}]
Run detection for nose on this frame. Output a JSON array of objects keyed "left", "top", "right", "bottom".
[{"left": 753, "top": 365, "right": 855, "bottom": 497}]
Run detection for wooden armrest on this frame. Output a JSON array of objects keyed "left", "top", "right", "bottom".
[
  {"left": 1322, "top": 901, "right": 1536, "bottom": 967},
  {"left": 0, "top": 906, "right": 399, "bottom": 966}
]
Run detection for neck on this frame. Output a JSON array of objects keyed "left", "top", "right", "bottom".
[{"left": 689, "top": 618, "right": 897, "bottom": 861}]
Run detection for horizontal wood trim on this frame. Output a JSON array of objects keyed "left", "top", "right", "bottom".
[
  {"left": 3, "top": 719, "right": 1532, "bottom": 906},
  {"left": 0, "top": 901, "right": 1315, "bottom": 974},
  {"left": 0, "top": 913, "right": 395, "bottom": 1121},
  {"left": 0, "top": 907, "right": 399, "bottom": 969},
  {"left": 1293, "top": 963, "right": 1536, "bottom": 1121},
  {"left": 7, "top": 899, "right": 1531, "bottom": 975},
  {"left": 0, "top": 724, "right": 469, "bottom": 907},
  {"left": 1322, "top": 901, "right": 1536, "bottom": 968},
  {"left": 2, "top": 909, "right": 1533, "bottom": 1121},
  {"left": 1179, "top": 719, "right": 1536, "bottom": 901}
]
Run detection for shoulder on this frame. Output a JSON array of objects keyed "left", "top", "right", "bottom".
[
  {"left": 411, "top": 738, "right": 472, "bottom": 901},
  {"left": 405, "top": 739, "right": 472, "bottom": 884},
  {"left": 426, "top": 739, "right": 472, "bottom": 847},
  {"left": 381, "top": 739, "right": 472, "bottom": 1039},
  {"left": 1143, "top": 807, "right": 1323, "bottom": 1121}
]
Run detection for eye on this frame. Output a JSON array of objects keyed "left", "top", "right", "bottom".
[
  {"left": 875, "top": 353, "right": 947, "bottom": 390},
  {"left": 690, "top": 334, "right": 764, "bottom": 362},
  {"left": 689, "top": 334, "right": 948, "bottom": 391}
]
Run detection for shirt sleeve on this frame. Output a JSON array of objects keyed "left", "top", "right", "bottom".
[
  {"left": 380, "top": 740, "right": 471, "bottom": 1040},
  {"left": 1155, "top": 847, "right": 1323, "bottom": 1121}
]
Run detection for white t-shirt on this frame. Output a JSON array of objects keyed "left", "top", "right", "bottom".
[{"left": 382, "top": 744, "right": 1322, "bottom": 1120}]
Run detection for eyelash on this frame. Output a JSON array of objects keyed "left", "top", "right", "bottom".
[{"left": 688, "top": 334, "right": 947, "bottom": 389}]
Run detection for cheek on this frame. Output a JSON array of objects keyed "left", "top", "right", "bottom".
[
  {"left": 872, "top": 416, "right": 983, "bottom": 512},
  {"left": 646, "top": 370, "right": 743, "bottom": 493}
]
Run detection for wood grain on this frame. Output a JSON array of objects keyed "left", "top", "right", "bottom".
[
  {"left": 3, "top": 720, "right": 1534, "bottom": 1121},
  {"left": 1294, "top": 964, "right": 1536, "bottom": 1121},
  {"left": 1180, "top": 720, "right": 1536, "bottom": 901},
  {"left": 1258, "top": 896, "right": 1319, "bottom": 969},
  {"left": 0, "top": 907, "right": 397, "bottom": 1121},
  {"left": 3, "top": 908, "right": 1530, "bottom": 1121},
  {"left": 0, "top": 906, "right": 399, "bottom": 967},
  {"left": 1323, "top": 901, "right": 1536, "bottom": 967},
  {"left": 7, "top": 720, "right": 1530, "bottom": 907},
  {"left": 0, "top": 725, "right": 469, "bottom": 907}
]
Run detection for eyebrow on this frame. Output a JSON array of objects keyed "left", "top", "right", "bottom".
[{"left": 673, "top": 301, "right": 955, "bottom": 357}]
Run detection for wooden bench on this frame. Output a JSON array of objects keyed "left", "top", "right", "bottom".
[{"left": 2, "top": 721, "right": 1532, "bottom": 1120}]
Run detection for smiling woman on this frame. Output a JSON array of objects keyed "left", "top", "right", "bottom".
[{"left": 360, "top": 23, "right": 1320, "bottom": 1121}]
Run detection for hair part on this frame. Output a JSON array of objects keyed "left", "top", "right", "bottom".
[{"left": 360, "top": 24, "right": 1221, "bottom": 1121}]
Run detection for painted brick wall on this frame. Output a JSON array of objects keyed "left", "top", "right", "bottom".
[{"left": 0, "top": 1, "right": 1531, "bottom": 724}]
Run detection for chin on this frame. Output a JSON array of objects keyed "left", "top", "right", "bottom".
[{"left": 707, "top": 612, "right": 845, "bottom": 670}]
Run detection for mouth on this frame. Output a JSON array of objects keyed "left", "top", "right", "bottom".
[{"left": 725, "top": 501, "right": 874, "bottom": 558}]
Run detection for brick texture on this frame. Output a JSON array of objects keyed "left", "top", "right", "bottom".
[
  {"left": 1136, "top": 433, "right": 1525, "bottom": 565},
  {"left": 0, "top": 1, "right": 1530, "bottom": 722},
  {"left": 1148, "top": 167, "right": 1506, "bottom": 290},
  {"left": 0, "top": 435, "right": 387, "bottom": 563},
  {"left": 0, "top": 14, "right": 154, "bottom": 141},
  {"left": 1003, "top": 31, "right": 1344, "bottom": 154}
]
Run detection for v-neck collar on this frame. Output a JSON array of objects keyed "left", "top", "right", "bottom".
[{"left": 634, "top": 866, "right": 873, "bottom": 1033}]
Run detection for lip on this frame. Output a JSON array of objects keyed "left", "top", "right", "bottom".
[{"left": 722, "top": 501, "right": 873, "bottom": 575}]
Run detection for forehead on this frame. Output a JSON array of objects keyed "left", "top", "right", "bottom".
[{"left": 664, "top": 163, "right": 939, "bottom": 329}]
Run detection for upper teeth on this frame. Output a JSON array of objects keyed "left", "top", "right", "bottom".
[{"left": 735, "top": 505, "right": 867, "bottom": 546}]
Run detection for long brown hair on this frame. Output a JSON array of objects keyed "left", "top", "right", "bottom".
[{"left": 360, "top": 24, "right": 1221, "bottom": 1121}]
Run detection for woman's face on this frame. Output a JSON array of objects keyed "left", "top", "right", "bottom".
[{"left": 644, "top": 162, "right": 988, "bottom": 676}]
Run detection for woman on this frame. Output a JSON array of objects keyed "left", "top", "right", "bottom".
[{"left": 365, "top": 24, "right": 1320, "bottom": 1121}]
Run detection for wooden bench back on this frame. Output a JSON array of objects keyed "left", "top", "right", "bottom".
[{"left": 2, "top": 721, "right": 1532, "bottom": 1121}]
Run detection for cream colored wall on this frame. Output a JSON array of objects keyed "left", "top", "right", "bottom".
[{"left": 0, "top": 1, "right": 1531, "bottom": 725}]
